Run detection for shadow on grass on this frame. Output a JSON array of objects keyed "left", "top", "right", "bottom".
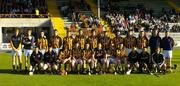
[{"left": 0, "top": 69, "right": 28, "bottom": 75}]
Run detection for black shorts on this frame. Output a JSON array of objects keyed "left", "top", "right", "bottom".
[{"left": 30, "top": 62, "right": 38, "bottom": 67}]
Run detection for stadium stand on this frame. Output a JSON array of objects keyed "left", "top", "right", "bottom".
[{"left": 0, "top": 0, "right": 48, "bottom": 18}]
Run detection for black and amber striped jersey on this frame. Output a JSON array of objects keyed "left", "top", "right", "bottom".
[
  {"left": 50, "top": 35, "right": 62, "bottom": 48},
  {"left": 112, "top": 36, "right": 124, "bottom": 47},
  {"left": 59, "top": 49, "right": 72, "bottom": 60},
  {"left": 63, "top": 36, "right": 73, "bottom": 50},
  {"left": 98, "top": 36, "right": 111, "bottom": 50},
  {"left": 37, "top": 36, "right": 48, "bottom": 49},
  {"left": 73, "top": 49, "right": 82, "bottom": 59},
  {"left": 87, "top": 36, "right": 98, "bottom": 50},
  {"left": 116, "top": 48, "right": 128, "bottom": 58},
  {"left": 83, "top": 49, "right": 92, "bottom": 59},
  {"left": 136, "top": 36, "right": 148, "bottom": 49},
  {"left": 123, "top": 36, "right": 137, "bottom": 48},
  {"left": 75, "top": 35, "right": 85, "bottom": 49}
]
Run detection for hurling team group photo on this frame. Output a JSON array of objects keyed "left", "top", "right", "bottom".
[{"left": 0, "top": 0, "right": 179, "bottom": 86}]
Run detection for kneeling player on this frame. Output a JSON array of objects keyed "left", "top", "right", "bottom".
[
  {"left": 29, "top": 47, "right": 43, "bottom": 75},
  {"left": 106, "top": 42, "right": 117, "bottom": 74},
  {"left": 72, "top": 43, "right": 83, "bottom": 74},
  {"left": 126, "top": 47, "right": 139, "bottom": 75},
  {"left": 43, "top": 46, "right": 58, "bottom": 74},
  {"left": 95, "top": 43, "right": 105, "bottom": 74},
  {"left": 59, "top": 47, "right": 72, "bottom": 75},
  {"left": 152, "top": 47, "right": 166, "bottom": 73},
  {"left": 83, "top": 43, "right": 96, "bottom": 75},
  {"left": 116, "top": 44, "right": 128, "bottom": 74},
  {"left": 139, "top": 48, "right": 151, "bottom": 74}
]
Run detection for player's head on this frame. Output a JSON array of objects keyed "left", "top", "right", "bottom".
[
  {"left": 75, "top": 43, "right": 80, "bottom": 49},
  {"left": 116, "top": 31, "right": 121, "bottom": 36},
  {"left": 142, "top": 47, "right": 147, "bottom": 52},
  {"left": 85, "top": 43, "right": 90, "bottom": 50},
  {"left": 27, "top": 29, "right": 32, "bottom": 36},
  {"left": 98, "top": 43, "right": 102, "bottom": 49},
  {"left": 67, "top": 31, "right": 70, "bottom": 37},
  {"left": 155, "top": 47, "right": 161, "bottom": 54},
  {"left": 54, "top": 30, "right": 58, "bottom": 36},
  {"left": 152, "top": 29, "right": 158, "bottom": 36},
  {"left": 128, "top": 30, "right": 133, "bottom": 36},
  {"left": 48, "top": 46, "right": 53, "bottom": 52},
  {"left": 132, "top": 47, "right": 136, "bottom": 52},
  {"left": 15, "top": 28, "right": 19, "bottom": 36},
  {"left": 165, "top": 30, "right": 170, "bottom": 37},
  {"left": 92, "top": 29, "right": 96, "bottom": 36},
  {"left": 117, "top": 44, "right": 123, "bottom": 49},
  {"left": 40, "top": 31, "right": 44, "bottom": 37},
  {"left": 110, "top": 41, "right": 115, "bottom": 47},
  {"left": 79, "top": 29, "right": 83, "bottom": 35},
  {"left": 120, "top": 44, "right": 123, "bottom": 49},
  {"left": 35, "top": 47, "right": 39, "bottom": 53},
  {"left": 139, "top": 31, "right": 144, "bottom": 37},
  {"left": 103, "top": 31, "right": 108, "bottom": 36}
]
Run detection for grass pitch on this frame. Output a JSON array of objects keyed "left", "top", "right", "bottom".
[{"left": 0, "top": 49, "right": 180, "bottom": 86}]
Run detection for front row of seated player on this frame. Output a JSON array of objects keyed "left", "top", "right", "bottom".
[{"left": 29, "top": 43, "right": 166, "bottom": 75}]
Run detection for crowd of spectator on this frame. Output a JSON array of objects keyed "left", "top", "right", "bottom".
[
  {"left": 0, "top": 0, "right": 48, "bottom": 18},
  {"left": 60, "top": 0, "right": 179, "bottom": 34},
  {"left": 60, "top": 0, "right": 91, "bottom": 17}
]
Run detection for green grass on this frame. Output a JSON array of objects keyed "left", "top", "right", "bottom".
[{"left": 0, "top": 49, "right": 180, "bottom": 86}]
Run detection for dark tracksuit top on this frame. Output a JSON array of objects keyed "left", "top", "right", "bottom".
[
  {"left": 128, "top": 51, "right": 139, "bottom": 64},
  {"left": 152, "top": 53, "right": 164, "bottom": 65},
  {"left": 139, "top": 51, "right": 150, "bottom": 64},
  {"left": 161, "top": 36, "right": 174, "bottom": 50},
  {"left": 149, "top": 36, "right": 161, "bottom": 54},
  {"left": 22, "top": 35, "right": 35, "bottom": 49},
  {"left": 30, "top": 51, "right": 43, "bottom": 66},
  {"left": 44, "top": 51, "right": 58, "bottom": 64}
]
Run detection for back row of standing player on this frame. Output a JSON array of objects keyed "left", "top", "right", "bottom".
[{"left": 10, "top": 28, "right": 174, "bottom": 75}]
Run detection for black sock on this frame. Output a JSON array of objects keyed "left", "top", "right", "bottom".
[
  {"left": 19, "top": 63, "right": 22, "bottom": 70},
  {"left": 16, "top": 65, "right": 19, "bottom": 70},
  {"left": 13, "top": 65, "right": 15, "bottom": 71},
  {"left": 25, "top": 66, "right": 28, "bottom": 70}
]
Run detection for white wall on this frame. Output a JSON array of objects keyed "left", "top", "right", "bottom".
[
  {"left": 0, "top": 18, "right": 51, "bottom": 50},
  {"left": 0, "top": 18, "right": 51, "bottom": 27}
]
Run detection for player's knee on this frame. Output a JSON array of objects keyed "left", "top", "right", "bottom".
[
  {"left": 54, "top": 65, "right": 58, "bottom": 70},
  {"left": 43, "top": 64, "right": 48, "bottom": 70}
]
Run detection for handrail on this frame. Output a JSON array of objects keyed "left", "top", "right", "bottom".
[{"left": 0, "top": 14, "right": 49, "bottom": 18}]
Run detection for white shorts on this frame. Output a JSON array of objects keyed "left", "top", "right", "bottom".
[
  {"left": 162, "top": 50, "right": 172, "bottom": 58},
  {"left": 11, "top": 49, "right": 22, "bottom": 57},
  {"left": 24, "top": 49, "right": 33, "bottom": 57},
  {"left": 126, "top": 48, "right": 132, "bottom": 55},
  {"left": 75, "top": 58, "right": 83, "bottom": 64},
  {"left": 39, "top": 49, "right": 46, "bottom": 55},
  {"left": 53, "top": 48, "right": 60, "bottom": 54},
  {"left": 136, "top": 48, "right": 143, "bottom": 54}
]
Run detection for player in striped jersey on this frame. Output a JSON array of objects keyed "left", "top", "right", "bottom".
[
  {"left": 83, "top": 43, "right": 96, "bottom": 75},
  {"left": 50, "top": 30, "right": 62, "bottom": 55},
  {"left": 136, "top": 31, "right": 148, "bottom": 54},
  {"left": 37, "top": 31, "right": 48, "bottom": 56},
  {"left": 63, "top": 31, "right": 73, "bottom": 50},
  {"left": 75, "top": 29, "right": 86, "bottom": 50},
  {"left": 115, "top": 44, "right": 128, "bottom": 74},
  {"left": 87, "top": 30, "right": 98, "bottom": 51},
  {"left": 112, "top": 31, "right": 124, "bottom": 48},
  {"left": 123, "top": 30, "right": 137, "bottom": 55},
  {"left": 72, "top": 43, "right": 83, "bottom": 74},
  {"left": 58, "top": 46, "right": 72, "bottom": 75}
]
